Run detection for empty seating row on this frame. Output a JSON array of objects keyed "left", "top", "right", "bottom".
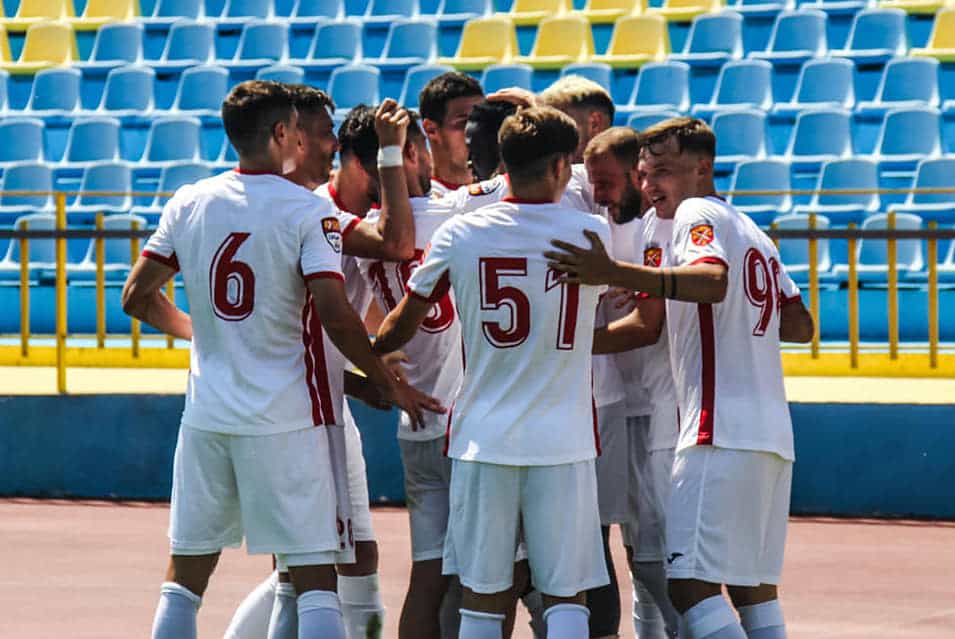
[{"left": 0, "top": 0, "right": 136, "bottom": 31}]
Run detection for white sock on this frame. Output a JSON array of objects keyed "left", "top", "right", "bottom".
[
  {"left": 738, "top": 600, "right": 787, "bottom": 639},
  {"left": 297, "top": 589, "right": 346, "bottom": 639},
  {"left": 633, "top": 561, "right": 681, "bottom": 638},
  {"left": 267, "top": 582, "right": 299, "bottom": 639},
  {"left": 458, "top": 608, "right": 505, "bottom": 639},
  {"left": 543, "top": 602, "right": 590, "bottom": 639},
  {"left": 338, "top": 574, "right": 385, "bottom": 639},
  {"left": 520, "top": 589, "right": 547, "bottom": 639},
  {"left": 225, "top": 572, "right": 278, "bottom": 639},
  {"left": 151, "top": 581, "right": 200, "bottom": 639},
  {"left": 683, "top": 596, "right": 747, "bottom": 639}
]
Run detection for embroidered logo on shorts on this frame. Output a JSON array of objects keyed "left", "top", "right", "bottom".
[
  {"left": 322, "top": 217, "right": 343, "bottom": 253},
  {"left": 469, "top": 179, "right": 501, "bottom": 197},
  {"left": 667, "top": 552, "right": 685, "bottom": 565},
  {"left": 644, "top": 246, "right": 662, "bottom": 267},
  {"left": 690, "top": 224, "right": 714, "bottom": 247}
]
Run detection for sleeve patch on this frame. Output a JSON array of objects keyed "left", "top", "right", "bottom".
[
  {"left": 643, "top": 246, "right": 662, "bottom": 267},
  {"left": 690, "top": 224, "right": 714, "bottom": 247},
  {"left": 469, "top": 180, "right": 501, "bottom": 196},
  {"left": 322, "top": 217, "right": 343, "bottom": 253}
]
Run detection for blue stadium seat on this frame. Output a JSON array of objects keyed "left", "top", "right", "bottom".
[
  {"left": 856, "top": 57, "right": 939, "bottom": 119},
  {"left": 141, "top": 0, "right": 204, "bottom": 28},
  {"left": 833, "top": 212, "right": 924, "bottom": 282},
  {"left": 619, "top": 61, "right": 690, "bottom": 117},
  {"left": 170, "top": 65, "right": 230, "bottom": 119},
  {"left": 364, "top": 0, "right": 419, "bottom": 26},
  {"left": 871, "top": 107, "right": 941, "bottom": 171},
  {"left": 85, "top": 65, "right": 155, "bottom": 123},
  {"left": 773, "top": 212, "right": 832, "bottom": 283},
  {"left": 627, "top": 110, "right": 682, "bottom": 131},
  {"left": 728, "top": 159, "right": 792, "bottom": 226},
  {"left": 692, "top": 59, "right": 773, "bottom": 119},
  {"left": 61, "top": 117, "right": 122, "bottom": 165},
  {"left": 131, "top": 161, "right": 212, "bottom": 220},
  {"left": 895, "top": 158, "right": 955, "bottom": 225},
  {"left": 288, "top": 0, "right": 343, "bottom": 24},
  {"left": 670, "top": 11, "right": 744, "bottom": 68},
  {"left": 290, "top": 20, "right": 362, "bottom": 71},
  {"left": 480, "top": 63, "right": 533, "bottom": 93},
  {"left": 772, "top": 58, "right": 855, "bottom": 118},
  {"left": 0, "top": 162, "right": 54, "bottom": 219},
  {"left": 24, "top": 67, "right": 82, "bottom": 121},
  {"left": 398, "top": 64, "right": 453, "bottom": 108},
  {"left": 365, "top": 19, "right": 437, "bottom": 71},
  {"left": 73, "top": 23, "right": 144, "bottom": 74},
  {"left": 215, "top": 0, "right": 275, "bottom": 24},
  {"left": 785, "top": 108, "right": 852, "bottom": 171},
  {"left": 328, "top": 65, "right": 380, "bottom": 115},
  {"left": 140, "top": 117, "right": 203, "bottom": 163},
  {"left": 221, "top": 21, "right": 288, "bottom": 73},
  {"left": 728, "top": 0, "right": 792, "bottom": 17},
  {"left": 435, "top": 0, "right": 489, "bottom": 26},
  {"left": 72, "top": 213, "right": 148, "bottom": 278},
  {"left": 0, "top": 70, "right": 9, "bottom": 117},
  {"left": 148, "top": 21, "right": 215, "bottom": 74},
  {"left": 748, "top": 9, "right": 827, "bottom": 67},
  {"left": 560, "top": 63, "right": 613, "bottom": 92},
  {"left": 66, "top": 162, "right": 133, "bottom": 223},
  {"left": 794, "top": 158, "right": 880, "bottom": 225},
  {"left": 0, "top": 118, "right": 44, "bottom": 165},
  {"left": 830, "top": 8, "right": 908, "bottom": 66},
  {"left": 712, "top": 109, "right": 767, "bottom": 174},
  {"left": 0, "top": 213, "right": 56, "bottom": 274},
  {"left": 256, "top": 64, "right": 305, "bottom": 83}
]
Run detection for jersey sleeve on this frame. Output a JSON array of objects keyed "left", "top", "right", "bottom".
[
  {"left": 776, "top": 261, "right": 802, "bottom": 305},
  {"left": 592, "top": 217, "right": 612, "bottom": 296},
  {"left": 406, "top": 218, "right": 454, "bottom": 302},
  {"left": 142, "top": 192, "right": 181, "bottom": 271},
  {"left": 670, "top": 199, "right": 730, "bottom": 270},
  {"left": 338, "top": 211, "right": 362, "bottom": 239},
  {"left": 301, "top": 206, "right": 345, "bottom": 282}
]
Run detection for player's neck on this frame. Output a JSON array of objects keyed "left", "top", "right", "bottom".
[
  {"left": 237, "top": 151, "right": 284, "bottom": 176},
  {"left": 431, "top": 157, "right": 471, "bottom": 190},
  {"left": 506, "top": 181, "right": 559, "bottom": 204},
  {"left": 284, "top": 165, "right": 322, "bottom": 191},
  {"left": 332, "top": 169, "right": 373, "bottom": 216}
]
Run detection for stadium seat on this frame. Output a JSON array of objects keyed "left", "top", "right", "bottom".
[
  {"left": 437, "top": 16, "right": 518, "bottom": 70},
  {"left": 895, "top": 158, "right": 955, "bottom": 224},
  {"left": 364, "top": 0, "right": 419, "bottom": 27},
  {"left": 290, "top": 19, "right": 362, "bottom": 71},
  {"left": 579, "top": 0, "right": 646, "bottom": 24},
  {"left": 911, "top": 8, "right": 955, "bottom": 61},
  {"left": 0, "top": 162, "right": 55, "bottom": 218},
  {"left": 785, "top": 108, "right": 852, "bottom": 171},
  {"left": 619, "top": 60, "right": 690, "bottom": 116},
  {"left": 60, "top": 118, "right": 122, "bottom": 165},
  {"left": 365, "top": 19, "right": 437, "bottom": 71},
  {"left": 692, "top": 59, "right": 773, "bottom": 119},
  {"left": 503, "top": 0, "right": 571, "bottom": 26},
  {"left": 2, "top": 0, "right": 74, "bottom": 32},
  {"left": 833, "top": 212, "right": 924, "bottom": 281},
  {"left": 794, "top": 158, "right": 880, "bottom": 225},
  {"left": 140, "top": 117, "right": 202, "bottom": 163},
  {"left": 399, "top": 64, "right": 453, "bottom": 108},
  {"left": 0, "top": 118, "right": 45, "bottom": 164},
  {"left": 560, "top": 63, "right": 612, "bottom": 91},
  {"left": 84, "top": 65, "right": 155, "bottom": 122},
  {"left": 168, "top": 65, "right": 229, "bottom": 119},
  {"left": 711, "top": 109, "right": 767, "bottom": 173},
  {"left": 215, "top": 0, "right": 274, "bottom": 25},
  {"left": 66, "top": 162, "right": 133, "bottom": 222},
  {"left": 773, "top": 212, "right": 832, "bottom": 283},
  {"left": 72, "top": 213, "right": 148, "bottom": 277},
  {"left": 481, "top": 63, "right": 534, "bottom": 92},
  {"left": 830, "top": 8, "right": 908, "bottom": 65},
  {"left": 435, "top": 0, "right": 490, "bottom": 27},
  {"left": 591, "top": 15, "right": 669, "bottom": 68},
  {"left": 0, "top": 21, "right": 78, "bottom": 74},
  {"left": 140, "top": 0, "right": 203, "bottom": 27},
  {"left": 514, "top": 15, "right": 595, "bottom": 69},
  {"left": 728, "top": 159, "right": 792, "bottom": 226},
  {"left": 131, "top": 161, "right": 213, "bottom": 219},
  {"left": 871, "top": 107, "right": 941, "bottom": 171},
  {"left": 67, "top": 0, "right": 139, "bottom": 31},
  {"left": 327, "top": 64, "right": 380, "bottom": 113},
  {"left": 772, "top": 58, "right": 855, "bottom": 117},
  {"left": 73, "top": 23, "right": 143, "bottom": 73},
  {"left": 221, "top": 20, "right": 288, "bottom": 72},
  {"left": 0, "top": 28, "right": 10, "bottom": 68},
  {"left": 0, "top": 213, "right": 56, "bottom": 270},
  {"left": 645, "top": 0, "right": 722, "bottom": 22},
  {"left": 855, "top": 57, "right": 939, "bottom": 119},
  {"left": 23, "top": 67, "right": 82, "bottom": 120},
  {"left": 727, "top": 0, "right": 792, "bottom": 18},
  {"left": 288, "top": 0, "right": 343, "bottom": 25},
  {"left": 626, "top": 109, "right": 682, "bottom": 130},
  {"left": 256, "top": 64, "right": 305, "bottom": 83},
  {"left": 669, "top": 11, "right": 744, "bottom": 68},
  {"left": 148, "top": 21, "right": 214, "bottom": 74},
  {"left": 748, "top": 9, "right": 827, "bottom": 66}
]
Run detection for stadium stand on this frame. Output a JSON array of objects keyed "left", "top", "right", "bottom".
[
  {"left": 290, "top": 19, "right": 362, "bottom": 71},
  {"left": 590, "top": 15, "right": 669, "bottom": 68},
  {"left": 0, "top": 117, "right": 44, "bottom": 163},
  {"left": 23, "top": 67, "right": 82, "bottom": 121},
  {"left": 712, "top": 108, "right": 769, "bottom": 174},
  {"left": 0, "top": 161, "right": 55, "bottom": 219},
  {"left": 579, "top": 0, "right": 645, "bottom": 24},
  {"left": 645, "top": 0, "right": 722, "bottom": 22},
  {"left": 480, "top": 62, "right": 533, "bottom": 91},
  {"left": 67, "top": 0, "right": 139, "bottom": 31},
  {"left": 1, "top": 21, "right": 78, "bottom": 74},
  {"left": 793, "top": 158, "right": 882, "bottom": 225},
  {"left": 73, "top": 22, "right": 144, "bottom": 73},
  {"left": 513, "top": 14, "right": 595, "bottom": 69},
  {"left": 749, "top": 9, "right": 828, "bottom": 66},
  {"left": 503, "top": 0, "right": 571, "bottom": 26},
  {"left": 59, "top": 117, "right": 122, "bottom": 165},
  {"left": 437, "top": 15, "right": 518, "bottom": 69},
  {"left": 691, "top": 58, "right": 774, "bottom": 118},
  {"left": 398, "top": 63, "right": 453, "bottom": 108},
  {"left": 727, "top": 158, "right": 793, "bottom": 226},
  {"left": 2, "top": 0, "right": 74, "bottom": 32},
  {"left": 87, "top": 64, "right": 156, "bottom": 122},
  {"left": 911, "top": 7, "right": 955, "bottom": 60},
  {"left": 773, "top": 212, "right": 833, "bottom": 284}
]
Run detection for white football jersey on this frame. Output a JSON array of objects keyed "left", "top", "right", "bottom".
[
  {"left": 441, "top": 164, "right": 599, "bottom": 216},
  {"left": 314, "top": 182, "right": 374, "bottom": 317},
  {"left": 143, "top": 170, "right": 347, "bottom": 435},
  {"left": 430, "top": 176, "right": 466, "bottom": 198},
  {"left": 356, "top": 195, "right": 464, "bottom": 442},
  {"left": 665, "top": 196, "right": 801, "bottom": 461},
  {"left": 407, "top": 198, "right": 611, "bottom": 466}
]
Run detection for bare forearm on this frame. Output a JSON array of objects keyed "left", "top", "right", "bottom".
[
  {"left": 376, "top": 165, "right": 415, "bottom": 260},
  {"left": 374, "top": 311, "right": 417, "bottom": 355},
  {"left": 321, "top": 304, "right": 396, "bottom": 390},
  {"left": 592, "top": 302, "right": 663, "bottom": 354},
  {"left": 126, "top": 290, "right": 192, "bottom": 340},
  {"left": 780, "top": 302, "right": 814, "bottom": 343},
  {"left": 609, "top": 261, "right": 728, "bottom": 304}
]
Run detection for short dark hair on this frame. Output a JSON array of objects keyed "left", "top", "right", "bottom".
[
  {"left": 418, "top": 72, "right": 484, "bottom": 124},
  {"left": 338, "top": 104, "right": 379, "bottom": 169},
  {"left": 406, "top": 110, "right": 425, "bottom": 145},
  {"left": 640, "top": 117, "right": 716, "bottom": 159},
  {"left": 222, "top": 80, "right": 295, "bottom": 157},
  {"left": 499, "top": 107, "right": 579, "bottom": 182},
  {"left": 465, "top": 100, "right": 517, "bottom": 180},
  {"left": 287, "top": 84, "right": 335, "bottom": 123},
  {"left": 584, "top": 126, "right": 641, "bottom": 168}
]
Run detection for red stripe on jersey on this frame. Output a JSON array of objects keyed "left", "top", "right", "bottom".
[
  {"left": 697, "top": 303, "right": 716, "bottom": 445},
  {"left": 502, "top": 196, "right": 554, "bottom": 205},
  {"left": 689, "top": 256, "right": 729, "bottom": 270},
  {"left": 432, "top": 177, "right": 463, "bottom": 191},
  {"left": 341, "top": 217, "right": 361, "bottom": 239},
  {"left": 304, "top": 271, "right": 345, "bottom": 282},
  {"left": 406, "top": 270, "right": 451, "bottom": 304},
  {"left": 781, "top": 292, "right": 802, "bottom": 306},
  {"left": 308, "top": 300, "right": 337, "bottom": 425},
  {"left": 444, "top": 334, "right": 466, "bottom": 457},
  {"left": 301, "top": 298, "right": 324, "bottom": 426},
  {"left": 591, "top": 395, "right": 601, "bottom": 456},
  {"left": 142, "top": 250, "right": 179, "bottom": 271}
]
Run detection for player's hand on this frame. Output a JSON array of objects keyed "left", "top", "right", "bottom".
[
  {"left": 545, "top": 230, "right": 617, "bottom": 286},
  {"left": 606, "top": 287, "right": 638, "bottom": 312},
  {"left": 383, "top": 379, "right": 447, "bottom": 431},
  {"left": 375, "top": 98, "right": 410, "bottom": 149},
  {"left": 382, "top": 350, "right": 410, "bottom": 385},
  {"left": 487, "top": 88, "right": 538, "bottom": 109}
]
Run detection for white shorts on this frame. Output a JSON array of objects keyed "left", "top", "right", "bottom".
[
  {"left": 169, "top": 425, "right": 340, "bottom": 567},
  {"left": 623, "top": 445, "right": 674, "bottom": 562},
  {"left": 594, "top": 402, "right": 632, "bottom": 525},
  {"left": 665, "top": 446, "right": 792, "bottom": 587},
  {"left": 398, "top": 437, "right": 452, "bottom": 562},
  {"left": 343, "top": 402, "right": 375, "bottom": 543},
  {"left": 443, "top": 459, "right": 608, "bottom": 597}
]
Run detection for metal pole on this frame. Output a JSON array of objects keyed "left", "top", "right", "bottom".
[
  {"left": 847, "top": 222, "right": 859, "bottom": 370},
  {"left": 19, "top": 220, "right": 29, "bottom": 357},
  {"left": 95, "top": 212, "right": 105, "bottom": 349},
  {"left": 55, "top": 194, "right": 67, "bottom": 393},
  {"left": 887, "top": 211, "right": 899, "bottom": 360}
]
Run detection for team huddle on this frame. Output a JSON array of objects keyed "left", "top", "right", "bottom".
[{"left": 122, "top": 71, "right": 814, "bottom": 639}]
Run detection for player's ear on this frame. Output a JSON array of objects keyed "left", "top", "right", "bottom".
[{"left": 422, "top": 118, "right": 441, "bottom": 143}]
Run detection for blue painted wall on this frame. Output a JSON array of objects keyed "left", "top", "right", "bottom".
[{"left": 1, "top": 394, "right": 953, "bottom": 519}]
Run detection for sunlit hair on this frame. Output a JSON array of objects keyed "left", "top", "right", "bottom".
[
  {"left": 539, "top": 75, "right": 615, "bottom": 124},
  {"left": 499, "top": 106, "right": 579, "bottom": 183},
  {"left": 584, "top": 126, "right": 641, "bottom": 168},
  {"left": 640, "top": 117, "right": 716, "bottom": 160}
]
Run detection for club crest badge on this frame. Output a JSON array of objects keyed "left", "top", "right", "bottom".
[
  {"left": 469, "top": 179, "right": 501, "bottom": 197},
  {"left": 690, "top": 223, "right": 714, "bottom": 247},
  {"left": 644, "top": 246, "right": 662, "bottom": 267},
  {"left": 322, "top": 217, "right": 343, "bottom": 253}
]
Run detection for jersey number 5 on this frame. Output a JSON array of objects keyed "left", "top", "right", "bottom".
[
  {"left": 479, "top": 257, "right": 579, "bottom": 349},
  {"left": 210, "top": 232, "right": 255, "bottom": 321},
  {"left": 743, "top": 247, "right": 782, "bottom": 337}
]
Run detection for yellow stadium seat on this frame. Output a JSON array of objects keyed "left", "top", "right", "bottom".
[
  {"left": 645, "top": 0, "right": 721, "bottom": 22},
  {"left": 579, "top": 0, "right": 645, "bottom": 24},
  {"left": 592, "top": 15, "right": 668, "bottom": 67},
  {"left": 912, "top": 8, "right": 955, "bottom": 61},
  {"left": 505, "top": 0, "right": 572, "bottom": 26},
  {"left": 0, "top": 26, "right": 11, "bottom": 63},
  {"left": 879, "top": 0, "right": 950, "bottom": 15},
  {"left": 514, "top": 14, "right": 594, "bottom": 69},
  {"left": 0, "top": 21, "right": 78, "bottom": 73},
  {"left": 437, "top": 16, "right": 520, "bottom": 70},
  {"left": 68, "top": 0, "right": 139, "bottom": 30},
  {"left": 2, "top": 0, "right": 74, "bottom": 32}
]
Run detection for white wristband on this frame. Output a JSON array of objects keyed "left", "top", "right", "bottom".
[{"left": 377, "top": 145, "right": 402, "bottom": 168}]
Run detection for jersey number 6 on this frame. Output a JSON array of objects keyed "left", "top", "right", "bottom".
[{"left": 210, "top": 232, "right": 255, "bottom": 322}]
